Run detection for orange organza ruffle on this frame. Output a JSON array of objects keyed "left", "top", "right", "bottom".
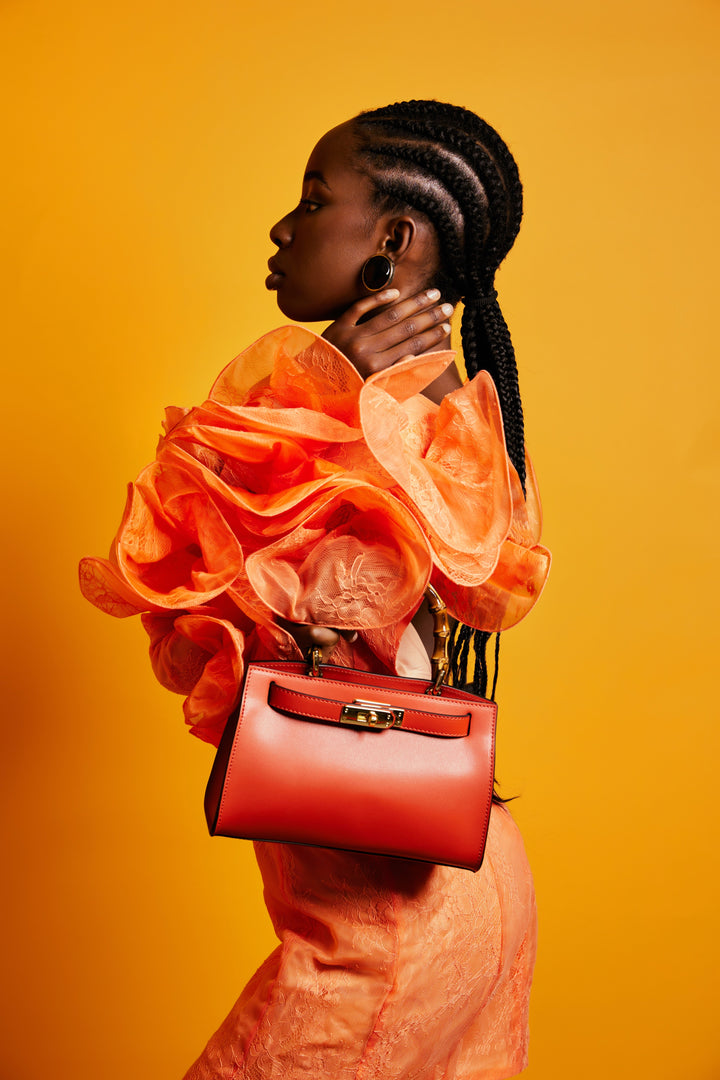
[{"left": 80, "top": 326, "right": 550, "bottom": 745}]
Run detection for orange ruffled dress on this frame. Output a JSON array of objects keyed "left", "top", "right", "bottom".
[{"left": 80, "top": 327, "right": 550, "bottom": 1079}]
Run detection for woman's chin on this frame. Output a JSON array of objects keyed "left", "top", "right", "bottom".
[{"left": 274, "top": 294, "right": 333, "bottom": 324}]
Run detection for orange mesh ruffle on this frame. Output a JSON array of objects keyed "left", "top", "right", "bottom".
[
  {"left": 245, "top": 484, "right": 432, "bottom": 628},
  {"left": 431, "top": 451, "right": 551, "bottom": 632},
  {"left": 360, "top": 361, "right": 512, "bottom": 584},
  {"left": 80, "top": 326, "right": 550, "bottom": 739}
]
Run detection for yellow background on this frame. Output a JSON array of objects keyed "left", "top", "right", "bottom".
[{"left": 2, "top": 1, "right": 718, "bottom": 1077}]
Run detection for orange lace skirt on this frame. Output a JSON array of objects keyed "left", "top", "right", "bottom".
[{"left": 182, "top": 806, "right": 536, "bottom": 1080}]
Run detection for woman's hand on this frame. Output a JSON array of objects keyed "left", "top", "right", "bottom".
[
  {"left": 278, "top": 619, "right": 358, "bottom": 663},
  {"left": 322, "top": 287, "right": 454, "bottom": 380}
]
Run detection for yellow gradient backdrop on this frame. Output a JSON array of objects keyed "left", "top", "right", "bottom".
[{"left": 2, "top": 2, "right": 718, "bottom": 1077}]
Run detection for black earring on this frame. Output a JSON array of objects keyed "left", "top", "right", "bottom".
[{"left": 361, "top": 253, "right": 395, "bottom": 292}]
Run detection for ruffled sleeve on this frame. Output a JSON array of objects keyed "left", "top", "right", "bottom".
[
  {"left": 432, "top": 452, "right": 551, "bottom": 631},
  {"left": 80, "top": 326, "right": 550, "bottom": 742},
  {"left": 359, "top": 357, "right": 512, "bottom": 584}
]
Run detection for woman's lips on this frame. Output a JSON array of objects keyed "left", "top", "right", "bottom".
[{"left": 266, "top": 258, "right": 285, "bottom": 290}]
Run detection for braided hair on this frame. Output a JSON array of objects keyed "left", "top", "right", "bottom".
[{"left": 354, "top": 100, "right": 526, "bottom": 695}]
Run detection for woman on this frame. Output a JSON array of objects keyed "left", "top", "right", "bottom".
[{"left": 80, "top": 100, "right": 550, "bottom": 1078}]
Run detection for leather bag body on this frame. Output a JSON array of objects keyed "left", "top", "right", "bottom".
[{"left": 204, "top": 660, "right": 497, "bottom": 872}]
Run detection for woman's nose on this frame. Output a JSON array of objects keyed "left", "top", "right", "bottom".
[{"left": 270, "top": 213, "right": 292, "bottom": 249}]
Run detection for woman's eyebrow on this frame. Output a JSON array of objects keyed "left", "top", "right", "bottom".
[{"left": 303, "top": 169, "right": 331, "bottom": 190}]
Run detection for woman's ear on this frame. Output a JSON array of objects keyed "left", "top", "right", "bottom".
[
  {"left": 375, "top": 213, "right": 440, "bottom": 296},
  {"left": 380, "top": 216, "right": 417, "bottom": 262}
]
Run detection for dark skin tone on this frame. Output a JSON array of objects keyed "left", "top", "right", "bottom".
[{"left": 266, "top": 120, "right": 461, "bottom": 660}]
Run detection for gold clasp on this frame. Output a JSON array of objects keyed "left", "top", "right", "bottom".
[
  {"left": 339, "top": 699, "right": 404, "bottom": 729},
  {"left": 308, "top": 647, "right": 323, "bottom": 677}
]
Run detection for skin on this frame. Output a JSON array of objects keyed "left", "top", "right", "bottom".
[{"left": 266, "top": 119, "right": 461, "bottom": 660}]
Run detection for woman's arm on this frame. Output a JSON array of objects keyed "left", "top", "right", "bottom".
[{"left": 276, "top": 619, "right": 358, "bottom": 663}]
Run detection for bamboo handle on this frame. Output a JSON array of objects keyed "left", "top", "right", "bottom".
[{"left": 426, "top": 583, "right": 450, "bottom": 692}]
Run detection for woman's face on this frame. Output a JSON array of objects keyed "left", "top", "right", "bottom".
[{"left": 267, "top": 121, "right": 385, "bottom": 322}]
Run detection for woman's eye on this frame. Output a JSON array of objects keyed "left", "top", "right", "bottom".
[{"left": 300, "top": 199, "right": 322, "bottom": 214}]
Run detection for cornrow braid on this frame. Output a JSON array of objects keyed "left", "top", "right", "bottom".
[
  {"left": 364, "top": 100, "right": 524, "bottom": 253},
  {"left": 382, "top": 125, "right": 511, "bottom": 289},
  {"left": 354, "top": 101, "right": 528, "bottom": 714},
  {"left": 362, "top": 139, "right": 490, "bottom": 297},
  {"left": 358, "top": 156, "right": 467, "bottom": 300},
  {"left": 359, "top": 103, "right": 521, "bottom": 284}
]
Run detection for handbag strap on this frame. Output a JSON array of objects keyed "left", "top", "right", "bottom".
[
  {"left": 426, "top": 584, "right": 450, "bottom": 692},
  {"left": 309, "top": 585, "right": 452, "bottom": 694},
  {"left": 267, "top": 680, "right": 471, "bottom": 737}
]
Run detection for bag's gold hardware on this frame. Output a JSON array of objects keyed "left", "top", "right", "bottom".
[
  {"left": 339, "top": 699, "right": 404, "bottom": 729},
  {"left": 425, "top": 583, "right": 450, "bottom": 694},
  {"left": 308, "top": 647, "right": 323, "bottom": 677}
]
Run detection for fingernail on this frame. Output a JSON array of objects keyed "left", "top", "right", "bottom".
[
  {"left": 441, "top": 303, "right": 454, "bottom": 317},
  {"left": 441, "top": 322, "right": 452, "bottom": 334},
  {"left": 379, "top": 288, "right": 400, "bottom": 300},
  {"left": 426, "top": 288, "right": 441, "bottom": 300}
]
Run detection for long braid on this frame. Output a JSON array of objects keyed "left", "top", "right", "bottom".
[
  {"left": 355, "top": 101, "right": 527, "bottom": 712},
  {"left": 462, "top": 298, "right": 526, "bottom": 490}
]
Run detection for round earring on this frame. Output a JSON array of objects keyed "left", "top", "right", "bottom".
[{"left": 361, "top": 253, "right": 395, "bottom": 292}]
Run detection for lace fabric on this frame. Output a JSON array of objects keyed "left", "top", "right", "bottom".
[
  {"left": 79, "top": 326, "right": 550, "bottom": 746},
  {"left": 182, "top": 803, "right": 536, "bottom": 1080}
]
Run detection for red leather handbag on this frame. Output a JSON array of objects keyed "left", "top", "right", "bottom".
[{"left": 204, "top": 588, "right": 497, "bottom": 871}]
